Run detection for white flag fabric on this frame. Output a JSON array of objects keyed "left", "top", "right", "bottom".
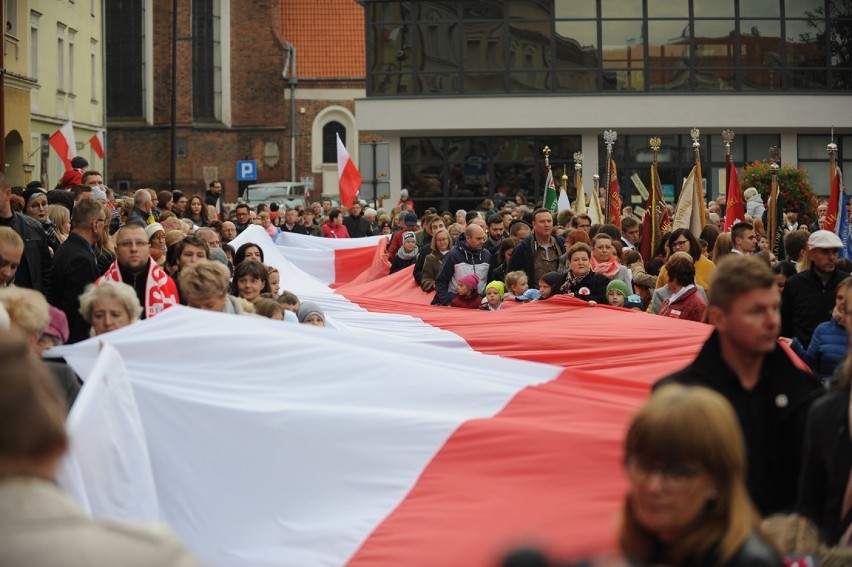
[
  {"left": 557, "top": 189, "right": 572, "bottom": 212},
  {"left": 671, "top": 166, "right": 703, "bottom": 235}
]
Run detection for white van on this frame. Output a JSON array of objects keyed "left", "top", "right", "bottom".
[{"left": 242, "top": 181, "right": 307, "bottom": 210}]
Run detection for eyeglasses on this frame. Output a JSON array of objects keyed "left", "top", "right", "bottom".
[
  {"left": 671, "top": 239, "right": 690, "bottom": 248},
  {"left": 29, "top": 202, "right": 48, "bottom": 209},
  {"left": 625, "top": 455, "right": 701, "bottom": 490},
  {"left": 117, "top": 240, "right": 150, "bottom": 248}
]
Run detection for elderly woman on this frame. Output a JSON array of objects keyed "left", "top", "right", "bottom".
[
  {"left": 557, "top": 242, "right": 608, "bottom": 304},
  {"left": 79, "top": 281, "right": 143, "bottom": 336},
  {"left": 145, "top": 222, "right": 167, "bottom": 268},
  {"left": 658, "top": 253, "right": 707, "bottom": 322},
  {"left": 655, "top": 228, "right": 716, "bottom": 291},
  {"left": 421, "top": 228, "right": 452, "bottom": 292},
  {"left": 620, "top": 384, "right": 781, "bottom": 566},
  {"left": 180, "top": 259, "right": 247, "bottom": 314}
]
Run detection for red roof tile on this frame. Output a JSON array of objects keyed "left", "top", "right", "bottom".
[{"left": 280, "top": 0, "right": 365, "bottom": 79}]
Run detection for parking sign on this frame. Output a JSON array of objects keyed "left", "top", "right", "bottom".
[{"left": 237, "top": 160, "right": 257, "bottom": 182}]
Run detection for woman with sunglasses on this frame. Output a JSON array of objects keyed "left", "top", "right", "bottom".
[{"left": 22, "top": 187, "right": 61, "bottom": 253}]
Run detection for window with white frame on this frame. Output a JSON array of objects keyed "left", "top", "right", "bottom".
[
  {"left": 90, "top": 39, "right": 97, "bottom": 101},
  {"left": 29, "top": 11, "right": 39, "bottom": 80},
  {"left": 57, "top": 24, "right": 66, "bottom": 93},
  {"left": 68, "top": 29, "right": 76, "bottom": 94}
]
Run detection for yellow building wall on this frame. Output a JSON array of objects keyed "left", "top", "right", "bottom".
[
  {"left": 29, "top": 0, "right": 105, "bottom": 187},
  {"left": 4, "top": 0, "right": 33, "bottom": 185}
]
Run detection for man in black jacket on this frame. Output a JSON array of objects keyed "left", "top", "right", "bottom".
[
  {"left": 0, "top": 173, "right": 52, "bottom": 295},
  {"left": 342, "top": 202, "right": 373, "bottom": 238},
  {"left": 48, "top": 199, "right": 104, "bottom": 343},
  {"left": 782, "top": 230, "right": 849, "bottom": 348},
  {"left": 506, "top": 208, "right": 565, "bottom": 289},
  {"left": 656, "top": 255, "right": 823, "bottom": 516}
]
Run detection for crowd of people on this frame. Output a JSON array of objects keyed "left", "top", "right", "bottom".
[{"left": 4, "top": 162, "right": 852, "bottom": 565}]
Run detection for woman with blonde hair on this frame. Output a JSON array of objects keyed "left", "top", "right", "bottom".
[
  {"left": 79, "top": 281, "right": 143, "bottom": 336},
  {"left": 47, "top": 204, "right": 71, "bottom": 245},
  {"left": 712, "top": 232, "right": 734, "bottom": 264},
  {"left": 620, "top": 384, "right": 781, "bottom": 566}
]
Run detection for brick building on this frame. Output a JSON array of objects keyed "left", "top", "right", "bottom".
[{"left": 105, "top": 0, "right": 366, "bottom": 204}]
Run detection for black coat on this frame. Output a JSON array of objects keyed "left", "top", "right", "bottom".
[
  {"left": 2, "top": 212, "right": 53, "bottom": 295},
  {"left": 343, "top": 213, "right": 374, "bottom": 238},
  {"left": 49, "top": 232, "right": 100, "bottom": 343},
  {"left": 563, "top": 271, "right": 608, "bottom": 303},
  {"left": 797, "top": 386, "right": 852, "bottom": 544},
  {"left": 656, "top": 331, "right": 824, "bottom": 515},
  {"left": 781, "top": 267, "right": 849, "bottom": 347},
  {"left": 506, "top": 234, "right": 565, "bottom": 289}
]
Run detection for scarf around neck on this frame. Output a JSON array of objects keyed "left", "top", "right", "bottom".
[
  {"left": 98, "top": 259, "right": 179, "bottom": 318},
  {"left": 591, "top": 255, "right": 620, "bottom": 279}
]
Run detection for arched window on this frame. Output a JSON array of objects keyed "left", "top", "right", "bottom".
[{"left": 322, "top": 122, "right": 346, "bottom": 163}]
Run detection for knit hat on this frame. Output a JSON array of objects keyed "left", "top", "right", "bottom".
[
  {"left": 539, "top": 271, "right": 565, "bottom": 291},
  {"left": 71, "top": 156, "right": 89, "bottom": 169},
  {"left": 209, "top": 247, "right": 229, "bottom": 266},
  {"left": 144, "top": 222, "right": 165, "bottom": 240},
  {"left": 297, "top": 300, "right": 325, "bottom": 324},
  {"left": 379, "top": 221, "right": 391, "bottom": 231},
  {"left": 403, "top": 231, "right": 416, "bottom": 242},
  {"left": 625, "top": 294, "right": 644, "bottom": 310},
  {"left": 458, "top": 273, "right": 480, "bottom": 290},
  {"left": 22, "top": 187, "right": 47, "bottom": 205},
  {"left": 45, "top": 306, "right": 69, "bottom": 344},
  {"left": 606, "top": 279, "right": 629, "bottom": 298},
  {"left": 400, "top": 188, "right": 409, "bottom": 199},
  {"left": 404, "top": 212, "right": 418, "bottom": 226},
  {"left": 485, "top": 280, "right": 505, "bottom": 299},
  {"left": 92, "top": 186, "right": 108, "bottom": 201}
]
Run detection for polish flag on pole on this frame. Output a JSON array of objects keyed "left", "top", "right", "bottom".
[
  {"left": 89, "top": 131, "right": 105, "bottom": 159},
  {"left": 48, "top": 121, "right": 77, "bottom": 170},
  {"left": 336, "top": 132, "right": 362, "bottom": 208}
]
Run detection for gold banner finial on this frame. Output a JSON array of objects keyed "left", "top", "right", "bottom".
[{"left": 722, "top": 129, "right": 735, "bottom": 148}]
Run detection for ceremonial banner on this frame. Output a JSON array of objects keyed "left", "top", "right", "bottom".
[
  {"left": 671, "top": 166, "right": 703, "bottom": 235},
  {"left": 827, "top": 169, "right": 843, "bottom": 233},
  {"left": 723, "top": 165, "right": 745, "bottom": 232},
  {"left": 608, "top": 159, "right": 622, "bottom": 227},
  {"left": 574, "top": 172, "right": 587, "bottom": 215},
  {"left": 543, "top": 166, "right": 558, "bottom": 215},
  {"left": 557, "top": 188, "right": 571, "bottom": 213},
  {"left": 639, "top": 161, "right": 670, "bottom": 265}
]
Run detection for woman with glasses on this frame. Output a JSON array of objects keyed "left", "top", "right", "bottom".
[
  {"left": 654, "top": 228, "right": 716, "bottom": 292},
  {"left": 619, "top": 384, "right": 781, "bottom": 566},
  {"left": 22, "top": 187, "right": 61, "bottom": 253}
]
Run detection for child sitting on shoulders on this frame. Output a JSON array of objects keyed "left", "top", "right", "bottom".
[
  {"left": 450, "top": 273, "right": 482, "bottom": 309},
  {"left": 480, "top": 280, "right": 505, "bottom": 311}
]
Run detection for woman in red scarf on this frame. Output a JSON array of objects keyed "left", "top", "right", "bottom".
[{"left": 591, "top": 234, "right": 633, "bottom": 289}]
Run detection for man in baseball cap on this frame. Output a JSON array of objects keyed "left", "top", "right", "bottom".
[{"left": 781, "top": 229, "right": 849, "bottom": 348}]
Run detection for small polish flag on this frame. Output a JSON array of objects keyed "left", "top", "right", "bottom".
[
  {"left": 48, "top": 121, "right": 77, "bottom": 170},
  {"left": 336, "top": 132, "right": 362, "bottom": 209},
  {"left": 89, "top": 131, "right": 105, "bottom": 159}
]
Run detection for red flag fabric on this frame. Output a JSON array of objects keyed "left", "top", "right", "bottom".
[
  {"left": 608, "top": 160, "right": 622, "bottom": 227},
  {"left": 723, "top": 165, "right": 745, "bottom": 232},
  {"left": 337, "top": 133, "right": 362, "bottom": 209},
  {"left": 826, "top": 169, "right": 842, "bottom": 232},
  {"left": 48, "top": 121, "right": 77, "bottom": 170},
  {"left": 639, "top": 161, "right": 670, "bottom": 265},
  {"left": 89, "top": 131, "right": 105, "bottom": 159}
]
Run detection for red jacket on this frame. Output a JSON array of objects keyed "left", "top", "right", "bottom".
[
  {"left": 450, "top": 292, "right": 482, "bottom": 309},
  {"left": 659, "top": 286, "right": 706, "bottom": 323},
  {"left": 321, "top": 222, "right": 350, "bottom": 238}
]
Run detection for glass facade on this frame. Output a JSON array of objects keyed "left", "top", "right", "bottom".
[
  {"left": 798, "top": 134, "right": 852, "bottom": 196},
  {"left": 365, "top": 0, "right": 852, "bottom": 95},
  {"left": 401, "top": 135, "right": 581, "bottom": 212}
]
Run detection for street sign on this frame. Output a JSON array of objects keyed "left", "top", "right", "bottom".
[{"left": 237, "top": 160, "right": 257, "bottom": 182}]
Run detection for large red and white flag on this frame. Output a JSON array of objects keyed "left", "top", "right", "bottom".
[
  {"left": 89, "top": 131, "right": 105, "bottom": 159},
  {"left": 53, "top": 224, "right": 719, "bottom": 567},
  {"left": 48, "top": 120, "right": 77, "bottom": 170},
  {"left": 337, "top": 133, "right": 362, "bottom": 208}
]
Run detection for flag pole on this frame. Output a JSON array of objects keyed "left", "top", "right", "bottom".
[
  {"left": 769, "top": 146, "right": 782, "bottom": 256},
  {"left": 650, "top": 137, "right": 661, "bottom": 252},
  {"left": 574, "top": 151, "right": 586, "bottom": 215},
  {"left": 543, "top": 145, "right": 551, "bottom": 183},
  {"left": 603, "top": 129, "right": 617, "bottom": 222},
  {"left": 723, "top": 129, "right": 735, "bottom": 198},
  {"left": 828, "top": 125, "right": 837, "bottom": 186},
  {"left": 593, "top": 173, "right": 600, "bottom": 214},
  {"left": 690, "top": 127, "right": 706, "bottom": 226}
]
